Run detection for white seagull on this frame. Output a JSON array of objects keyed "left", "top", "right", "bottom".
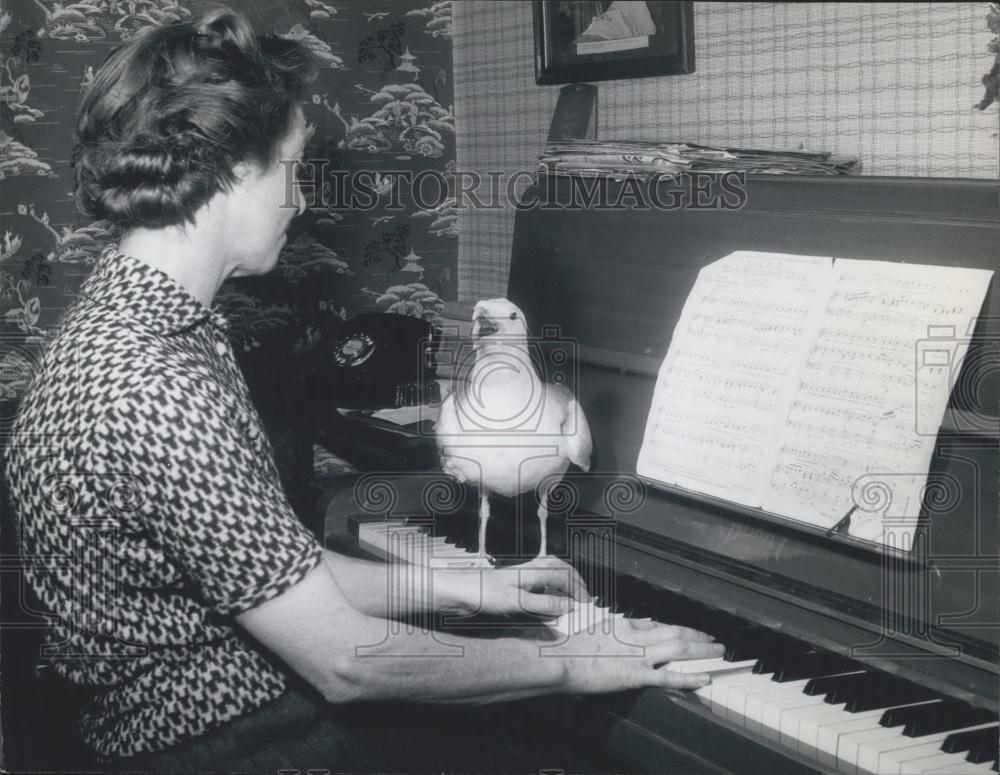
[{"left": 435, "top": 298, "right": 593, "bottom": 560}]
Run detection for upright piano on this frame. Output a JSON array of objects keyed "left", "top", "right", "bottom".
[{"left": 324, "top": 174, "right": 999, "bottom": 774}]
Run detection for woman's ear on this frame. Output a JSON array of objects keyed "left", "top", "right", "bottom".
[{"left": 231, "top": 160, "right": 258, "bottom": 183}]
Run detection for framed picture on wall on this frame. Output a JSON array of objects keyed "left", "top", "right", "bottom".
[{"left": 533, "top": 1, "right": 695, "bottom": 85}]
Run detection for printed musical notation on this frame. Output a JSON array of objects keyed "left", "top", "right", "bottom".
[
  {"left": 636, "top": 251, "right": 993, "bottom": 548},
  {"left": 637, "top": 251, "right": 833, "bottom": 505}
]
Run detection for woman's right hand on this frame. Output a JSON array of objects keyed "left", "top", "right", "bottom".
[{"left": 554, "top": 618, "right": 725, "bottom": 694}]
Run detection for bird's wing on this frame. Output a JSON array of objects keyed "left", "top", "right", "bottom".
[
  {"left": 548, "top": 383, "right": 593, "bottom": 472},
  {"left": 435, "top": 390, "right": 457, "bottom": 447},
  {"left": 434, "top": 389, "right": 468, "bottom": 483}
]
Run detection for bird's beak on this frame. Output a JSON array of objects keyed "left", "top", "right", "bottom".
[{"left": 472, "top": 312, "right": 499, "bottom": 338}]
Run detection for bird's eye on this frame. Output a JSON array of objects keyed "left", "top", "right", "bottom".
[{"left": 509, "top": 312, "right": 518, "bottom": 320}]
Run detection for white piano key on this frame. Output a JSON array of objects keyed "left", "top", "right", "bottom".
[
  {"left": 719, "top": 672, "right": 785, "bottom": 723},
  {"left": 857, "top": 729, "right": 943, "bottom": 773},
  {"left": 692, "top": 684, "right": 713, "bottom": 705},
  {"left": 708, "top": 670, "right": 769, "bottom": 718},
  {"left": 882, "top": 741, "right": 958, "bottom": 774},
  {"left": 878, "top": 723, "right": 998, "bottom": 774},
  {"left": 800, "top": 707, "right": 881, "bottom": 759},
  {"left": 743, "top": 679, "right": 810, "bottom": 735},
  {"left": 836, "top": 725, "right": 912, "bottom": 774},
  {"left": 670, "top": 657, "right": 757, "bottom": 675},
  {"left": 858, "top": 711, "right": 976, "bottom": 773},
  {"left": 759, "top": 692, "right": 831, "bottom": 743},
  {"left": 815, "top": 710, "right": 888, "bottom": 769},
  {"left": 697, "top": 666, "right": 752, "bottom": 716},
  {"left": 900, "top": 751, "right": 997, "bottom": 774},
  {"left": 359, "top": 523, "right": 494, "bottom": 568},
  {"left": 780, "top": 699, "right": 848, "bottom": 748},
  {"left": 925, "top": 760, "right": 998, "bottom": 774},
  {"left": 841, "top": 699, "right": 946, "bottom": 773}
]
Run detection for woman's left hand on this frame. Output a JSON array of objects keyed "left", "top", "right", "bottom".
[{"left": 436, "top": 555, "right": 590, "bottom": 617}]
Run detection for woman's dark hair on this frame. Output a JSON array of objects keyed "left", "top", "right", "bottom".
[{"left": 72, "top": 7, "right": 316, "bottom": 229}]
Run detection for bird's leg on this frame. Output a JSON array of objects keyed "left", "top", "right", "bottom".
[
  {"left": 537, "top": 490, "right": 550, "bottom": 559},
  {"left": 477, "top": 491, "right": 490, "bottom": 560}
]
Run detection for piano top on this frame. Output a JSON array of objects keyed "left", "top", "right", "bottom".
[{"left": 504, "top": 174, "right": 1000, "bottom": 707}]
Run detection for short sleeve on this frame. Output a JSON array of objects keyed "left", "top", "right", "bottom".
[{"left": 94, "top": 378, "right": 323, "bottom": 616}]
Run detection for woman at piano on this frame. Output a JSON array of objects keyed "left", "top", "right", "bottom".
[{"left": 4, "top": 6, "right": 723, "bottom": 772}]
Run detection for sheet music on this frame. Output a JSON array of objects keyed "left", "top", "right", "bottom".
[
  {"left": 636, "top": 251, "right": 833, "bottom": 504},
  {"left": 762, "top": 259, "right": 993, "bottom": 542},
  {"left": 637, "top": 251, "right": 993, "bottom": 549}
]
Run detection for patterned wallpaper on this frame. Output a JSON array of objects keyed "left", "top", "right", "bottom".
[
  {"left": 0, "top": 0, "right": 455, "bottom": 439},
  {"left": 453, "top": 1, "right": 999, "bottom": 301}
]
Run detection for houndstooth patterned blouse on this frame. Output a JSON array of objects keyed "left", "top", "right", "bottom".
[{"left": 5, "top": 247, "right": 324, "bottom": 757}]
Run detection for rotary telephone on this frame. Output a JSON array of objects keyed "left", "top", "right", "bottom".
[{"left": 303, "top": 313, "right": 439, "bottom": 410}]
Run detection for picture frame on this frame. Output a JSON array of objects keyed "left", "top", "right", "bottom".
[{"left": 533, "top": 1, "right": 695, "bottom": 85}]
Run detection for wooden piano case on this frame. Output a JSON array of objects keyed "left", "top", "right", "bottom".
[{"left": 503, "top": 173, "right": 999, "bottom": 772}]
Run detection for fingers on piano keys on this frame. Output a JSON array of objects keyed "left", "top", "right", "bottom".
[
  {"left": 357, "top": 521, "right": 999, "bottom": 774},
  {"left": 601, "top": 575, "right": 998, "bottom": 774}
]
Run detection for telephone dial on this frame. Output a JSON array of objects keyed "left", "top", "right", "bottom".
[{"left": 303, "top": 313, "right": 439, "bottom": 410}]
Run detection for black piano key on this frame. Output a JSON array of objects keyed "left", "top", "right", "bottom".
[
  {"left": 889, "top": 700, "right": 996, "bottom": 737},
  {"left": 724, "top": 639, "right": 767, "bottom": 662},
  {"left": 751, "top": 644, "right": 814, "bottom": 674},
  {"left": 967, "top": 736, "right": 1000, "bottom": 765},
  {"left": 804, "top": 670, "right": 868, "bottom": 696},
  {"left": 608, "top": 598, "right": 629, "bottom": 615},
  {"left": 752, "top": 648, "right": 830, "bottom": 676},
  {"left": 841, "top": 679, "right": 935, "bottom": 713},
  {"left": 613, "top": 581, "right": 758, "bottom": 647},
  {"left": 881, "top": 699, "right": 945, "bottom": 729},
  {"left": 725, "top": 630, "right": 800, "bottom": 663},
  {"left": 902, "top": 703, "right": 993, "bottom": 737},
  {"left": 823, "top": 672, "right": 878, "bottom": 705},
  {"left": 655, "top": 597, "right": 707, "bottom": 626},
  {"left": 942, "top": 725, "right": 999, "bottom": 757},
  {"left": 658, "top": 601, "right": 717, "bottom": 632},
  {"left": 767, "top": 651, "right": 856, "bottom": 682},
  {"left": 809, "top": 670, "right": 933, "bottom": 712},
  {"left": 712, "top": 624, "right": 757, "bottom": 649}
]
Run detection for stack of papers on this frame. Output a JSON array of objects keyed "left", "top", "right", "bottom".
[{"left": 540, "top": 140, "right": 859, "bottom": 178}]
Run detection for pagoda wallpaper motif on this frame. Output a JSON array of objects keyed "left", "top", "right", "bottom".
[{"left": 0, "top": 0, "right": 456, "bottom": 459}]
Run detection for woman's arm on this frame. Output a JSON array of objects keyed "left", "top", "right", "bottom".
[
  {"left": 236, "top": 560, "right": 723, "bottom": 705},
  {"left": 322, "top": 549, "right": 589, "bottom": 619}
]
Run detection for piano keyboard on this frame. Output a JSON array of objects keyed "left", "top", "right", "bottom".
[{"left": 357, "top": 520, "right": 999, "bottom": 775}]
